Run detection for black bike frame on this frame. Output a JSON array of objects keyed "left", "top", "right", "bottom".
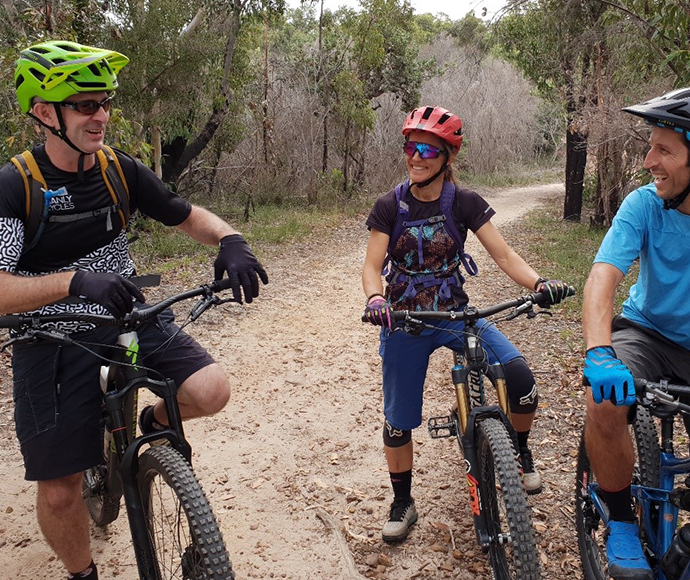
[{"left": 103, "top": 336, "right": 192, "bottom": 580}]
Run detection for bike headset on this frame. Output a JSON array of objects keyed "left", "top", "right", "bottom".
[
  {"left": 14, "top": 40, "right": 129, "bottom": 178},
  {"left": 622, "top": 87, "right": 690, "bottom": 210},
  {"left": 402, "top": 106, "right": 463, "bottom": 188}
]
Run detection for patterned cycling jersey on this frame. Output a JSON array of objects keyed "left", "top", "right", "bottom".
[{"left": 366, "top": 182, "right": 495, "bottom": 311}]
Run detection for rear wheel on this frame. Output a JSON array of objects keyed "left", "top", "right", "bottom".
[
  {"left": 476, "top": 417, "right": 540, "bottom": 580},
  {"left": 138, "top": 445, "right": 234, "bottom": 579},
  {"left": 82, "top": 461, "right": 121, "bottom": 526},
  {"left": 575, "top": 407, "right": 660, "bottom": 580}
]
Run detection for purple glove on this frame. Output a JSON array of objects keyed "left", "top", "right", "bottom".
[
  {"left": 69, "top": 271, "right": 145, "bottom": 318},
  {"left": 214, "top": 234, "right": 268, "bottom": 304},
  {"left": 364, "top": 297, "right": 394, "bottom": 330},
  {"left": 535, "top": 278, "right": 569, "bottom": 305}
]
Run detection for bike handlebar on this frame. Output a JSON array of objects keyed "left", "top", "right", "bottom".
[
  {"left": 361, "top": 286, "right": 576, "bottom": 324},
  {"left": 634, "top": 378, "right": 690, "bottom": 417},
  {"left": 0, "top": 278, "right": 234, "bottom": 332}
]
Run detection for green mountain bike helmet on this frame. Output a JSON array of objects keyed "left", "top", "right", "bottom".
[{"left": 15, "top": 40, "right": 129, "bottom": 114}]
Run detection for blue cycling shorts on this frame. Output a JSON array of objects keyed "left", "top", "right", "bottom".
[{"left": 379, "top": 318, "right": 522, "bottom": 430}]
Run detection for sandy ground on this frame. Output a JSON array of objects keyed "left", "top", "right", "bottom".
[{"left": 0, "top": 182, "right": 587, "bottom": 579}]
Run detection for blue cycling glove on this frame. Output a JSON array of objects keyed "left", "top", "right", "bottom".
[{"left": 583, "top": 346, "right": 636, "bottom": 406}]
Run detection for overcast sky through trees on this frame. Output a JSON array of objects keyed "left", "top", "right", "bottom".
[{"left": 287, "top": 0, "right": 506, "bottom": 20}]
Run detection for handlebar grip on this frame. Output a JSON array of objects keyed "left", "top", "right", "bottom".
[
  {"left": 210, "top": 278, "right": 234, "bottom": 293},
  {"left": 0, "top": 315, "right": 22, "bottom": 330}
]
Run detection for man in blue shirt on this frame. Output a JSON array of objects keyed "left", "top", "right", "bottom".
[{"left": 583, "top": 88, "right": 690, "bottom": 580}]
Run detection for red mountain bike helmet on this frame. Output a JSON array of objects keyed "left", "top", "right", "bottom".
[{"left": 402, "top": 106, "right": 463, "bottom": 149}]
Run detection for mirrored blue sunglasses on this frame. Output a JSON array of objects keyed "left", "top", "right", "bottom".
[{"left": 403, "top": 141, "right": 446, "bottom": 159}]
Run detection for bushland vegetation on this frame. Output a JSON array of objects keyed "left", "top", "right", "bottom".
[{"left": 1, "top": 0, "right": 687, "bottom": 239}]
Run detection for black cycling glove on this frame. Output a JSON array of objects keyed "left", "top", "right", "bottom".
[
  {"left": 69, "top": 271, "right": 145, "bottom": 318},
  {"left": 213, "top": 234, "right": 268, "bottom": 304}
]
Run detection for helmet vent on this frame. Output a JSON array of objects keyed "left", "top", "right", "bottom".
[
  {"left": 437, "top": 113, "right": 450, "bottom": 125},
  {"left": 57, "top": 43, "right": 80, "bottom": 52},
  {"left": 77, "top": 81, "right": 108, "bottom": 88},
  {"left": 669, "top": 105, "right": 690, "bottom": 120},
  {"left": 421, "top": 106, "right": 434, "bottom": 120},
  {"left": 15, "top": 74, "right": 24, "bottom": 89},
  {"left": 32, "top": 47, "right": 50, "bottom": 54},
  {"left": 29, "top": 68, "right": 45, "bottom": 82}
]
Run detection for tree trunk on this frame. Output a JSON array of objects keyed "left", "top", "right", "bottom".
[
  {"left": 343, "top": 120, "right": 350, "bottom": 193},
  {"left": 262, "top": 11, "right": 270, "bottom": 166},
  {"left": 593, "top": 135, "right": 623, "bottom": 227},
  {"left": 563, "top": 124, "right": 587, "bottom": 221},
  {"left": 163, "top": 1, "right": 244, "bottom": 185}
]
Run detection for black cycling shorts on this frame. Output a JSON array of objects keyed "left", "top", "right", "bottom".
[{"left": 12, "top": 307, "right": 215, "bottom": 481}]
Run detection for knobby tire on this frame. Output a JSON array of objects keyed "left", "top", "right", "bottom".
[
  {"left": 477, "top": 418, "right": 540, "bottom": 580},
  {"left": 138, "top": 445, "right": 234, "bottom": 580},
  {"left": 83, "top": 419, "right": 121, "bottom": 526},
  {"left": 575, "top": 406, "right": 660, "bottom": 580}
]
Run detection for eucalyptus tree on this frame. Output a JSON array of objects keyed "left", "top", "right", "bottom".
[{"left": 496, "top": 0, "right": 611, "bottom": 222}]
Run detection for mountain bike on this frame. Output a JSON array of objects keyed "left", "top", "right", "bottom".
[
  {"left": 372, "top": 287, "right": 575, "bottom": 580},
  {"left": 0, "top": 279, "right": 236, "bottom": 580},
  {"left": 576, "top": 378, "right": 690, "bottom": 580}
]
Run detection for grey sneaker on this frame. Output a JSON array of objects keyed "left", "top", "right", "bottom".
[
  {"left": 519, "top": 446, "right": 542, "bottom": 495},
  {"left": 382, "top": 498, "right": 418, "bottom": 543}
]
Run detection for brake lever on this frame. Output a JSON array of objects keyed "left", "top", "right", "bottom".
[
  {"left": 505, "top": 302, "right": 534, "bottom": 321},
  {"left": 190, "top": 296, "right": 215, "bottom": 322},
  {"left": 400, "top": 316, "right": 426, "bottom": 336}
]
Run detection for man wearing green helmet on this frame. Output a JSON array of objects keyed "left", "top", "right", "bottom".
[{"left": 0, "top": 40, "right": 268, "bottom": 580}]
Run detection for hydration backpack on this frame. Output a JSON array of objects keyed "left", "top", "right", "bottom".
[
  {"left": 387, "top": 179, "right": 479, "bottom": 277},
  {"left": 10, "top": 145, "right": 130, "bottom": 255}
]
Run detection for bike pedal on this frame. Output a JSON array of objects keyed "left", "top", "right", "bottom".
[{"left": 428, "top": 415, "right": 456, "bottom": 438}]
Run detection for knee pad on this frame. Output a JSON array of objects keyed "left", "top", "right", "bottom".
[
  {"left": 505, "top": 358, "right": 539, "bottom": 414},
  {"left": 383, "top": 419, "right": 411, "bottom": 448}
]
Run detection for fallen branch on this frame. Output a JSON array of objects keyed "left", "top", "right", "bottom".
[
  {"left": 410, "top": 560, "right": 432, "bottom": 578},
  {"left": 313, "top": 507, "right": 370, "bottom": 580}
]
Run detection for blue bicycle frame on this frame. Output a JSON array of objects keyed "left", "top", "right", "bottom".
[{"left": 584, "top": 379, "right": 690, "bottom": 580}]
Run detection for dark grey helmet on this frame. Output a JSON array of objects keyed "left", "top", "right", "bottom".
[{"left": 623, "top": 87, "right": 690, "bottom": 136}]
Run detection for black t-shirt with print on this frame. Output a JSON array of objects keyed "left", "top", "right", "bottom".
[
  {"left": 0, "top": 144, "right": 191, "bottom": 274},
  {"left": 0, "top": 144, "right": 192, "bottom": 327},
  {"left": 366, "top": 182, "right": 495, "bottom": 310}
]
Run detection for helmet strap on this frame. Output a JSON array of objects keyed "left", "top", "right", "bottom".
[
  {"left": 410, "top": 163, "right": 448, "bottom": 189},
  {"left": 663, "top": 181, "right": 690, "bottom": 210},
  {"left": 27, "top": 106, "right": 91, "bottom": 177}
]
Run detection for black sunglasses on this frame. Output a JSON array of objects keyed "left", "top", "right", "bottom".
[{"left": 57, "top": 96, "right": 113, "bottom": 116}]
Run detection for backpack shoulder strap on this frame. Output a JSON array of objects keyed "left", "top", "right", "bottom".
[
  {"left": 10, "top": 151, "right": 49, "bottom": 253},
  {"left": 96, "top": 146, "right": 130, "bottom": 230},
  {"left": 440, "top": 181, "right": 478, "bottom": 276},
  {"left": 439, "top": 181, "right": 463, "bottom": 248},
  {"left": 388, "top": 180, "right": 411, "bottom": 254}
]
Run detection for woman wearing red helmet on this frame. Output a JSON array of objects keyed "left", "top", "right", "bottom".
[{"left": 361, "top": 106, "right": 568, "bottom": 542}]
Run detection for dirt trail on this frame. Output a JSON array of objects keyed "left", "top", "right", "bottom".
[{"left": 0, "top": 182, "right": 586, "bottom": 579}]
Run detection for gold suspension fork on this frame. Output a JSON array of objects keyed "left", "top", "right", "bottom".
[
  {"left": 453, "top": 351, "right": 471, "bottom": 434},
  {"left": 494, "top": 368, "right": 512, "bottom": 422}
]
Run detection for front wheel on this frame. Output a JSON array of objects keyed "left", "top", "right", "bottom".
[
  {"left": 476, "top": 417, "right": 540, "bottom": 580},
  {"left": 138, "top": 445, "right": 234, "bottom": 580},
  {"left": 575, "top": 406, "right": 660, "bottom": 580}
]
